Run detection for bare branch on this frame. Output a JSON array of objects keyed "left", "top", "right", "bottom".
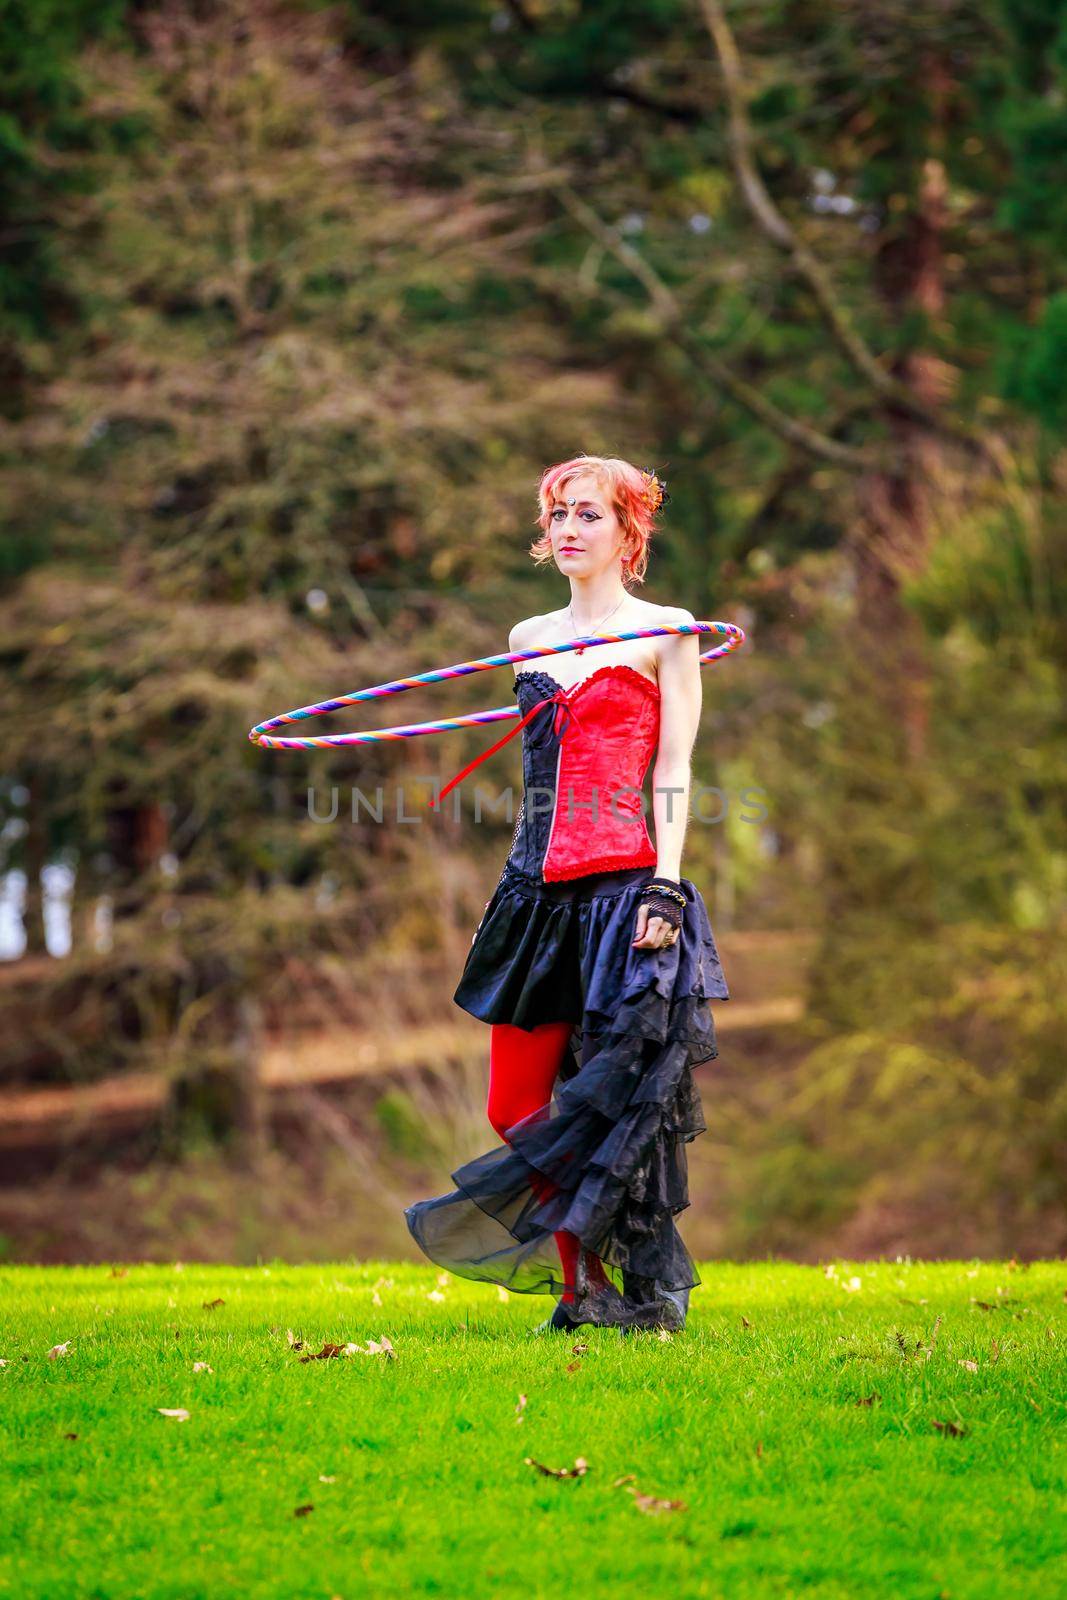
[
  {"left": 697, "top": 0, "right": 988, "bottom": 461},
  {"left": 550, "top": 180, "right": 885, "bottom": 471}
]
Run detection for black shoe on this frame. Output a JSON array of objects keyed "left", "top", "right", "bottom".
[{"left": 532, "top": 1299, "right": 585, "bottom": 1335}]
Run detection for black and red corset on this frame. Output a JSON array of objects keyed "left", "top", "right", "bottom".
[{"left": 437, "top": 663, "right": 661, "bottom": 883}]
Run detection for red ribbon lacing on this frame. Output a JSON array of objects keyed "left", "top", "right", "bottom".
[{"left": 428, "top": 685, "right": 586, "bottom": 810}]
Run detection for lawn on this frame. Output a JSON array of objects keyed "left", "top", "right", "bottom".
[{"left": 1, "top": 1260, "right": 1063, "bottom": 1599}]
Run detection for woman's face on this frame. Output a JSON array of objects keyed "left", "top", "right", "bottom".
[{"left": 548, "top": 473, "right": 627, "bottom": 579}]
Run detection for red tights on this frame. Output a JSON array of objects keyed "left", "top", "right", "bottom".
[{"left": 487, "top": 1020, "right": 611, "bottom": 1306}]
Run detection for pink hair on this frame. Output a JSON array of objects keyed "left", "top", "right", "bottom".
[{"left": 530, "top": 453, "right": 668, "bottom": 588}]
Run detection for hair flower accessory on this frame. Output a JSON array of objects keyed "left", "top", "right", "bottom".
[{"left": 640, "top": 467, "right": 670, "bottom": 514}]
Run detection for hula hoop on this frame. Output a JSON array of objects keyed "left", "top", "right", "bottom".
[{"left": 248, "top": 622, "right": 744, "bottom": 752}]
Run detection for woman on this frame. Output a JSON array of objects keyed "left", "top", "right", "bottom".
[{"left": 405, "top": 453, "right": 730, "bottom": 1334}]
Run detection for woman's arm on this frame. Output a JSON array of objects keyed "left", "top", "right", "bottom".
[{"left": 650, "top": 607, "right": 702, "bottom": 882}]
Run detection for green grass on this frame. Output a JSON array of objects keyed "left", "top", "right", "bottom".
[{"left": 1, "top": 1260, "right": 1064, "bottom": 1599}]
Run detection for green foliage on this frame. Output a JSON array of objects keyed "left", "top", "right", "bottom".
[
  {"left": 373, "top": 1088, "right": 430, "bottom": 1160},
  {"left": 0, "top": 0, "right": 128, "bottom": 350},
  {"left": 995, "top": 291, "right": 1067, "bottom": 431}
]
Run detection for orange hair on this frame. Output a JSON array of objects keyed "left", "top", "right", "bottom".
[{"left": 530, "top": 453, "right": 669, "bottom": 588}]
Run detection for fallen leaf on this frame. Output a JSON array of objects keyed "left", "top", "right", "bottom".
[
  {"left": 959, "top": 1359, "right": 979, "bottom": 1373},
  {"left": 64, "top": 1433, "right": 78, "bottom": 1441},
  {"left": 613, "top": 1474, "right": 637, "bottom": 1488},
  {"left": 855, "top": 1394, "right": 878, "bottom": 1406},
  {"left": 203, "top": 1299, "right": 225, "bottom": 1311},
  {"left": 47, "top": 1342, "right": 71, "bottom": 1360},
  {"left": 740, "top": 1315, "right": 753, "bottom": 1329},
  {"left": 633, "top": 1492, "right": 687, "bottom": 1515},
  {"left": 286, "top": 1329, "right": 304, "bottom": 1351},
  {"left": 157, "top": 1408, "right": 190, "bottom": 1422},
  {"left": 294, "top": 1504, "right": 314, "bottom": 1518},
  {"left": 932, "top": 1418, "right": 966, "bottom": 1437},
  {"left": 298, "top": 1343, "right": 347, "bottom": 1363},
  {"left": 566, "top": 1358, "right": 583, "bottom": 1373},
  {"left": 525, "top": 1456, "right": 589, "bottom": 1478}
]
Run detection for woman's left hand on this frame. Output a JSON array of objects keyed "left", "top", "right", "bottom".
[{"left": 631, "top": 902, "right": 680, "bottom": 949}]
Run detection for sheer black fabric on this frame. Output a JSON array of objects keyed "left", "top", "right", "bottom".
[{"left": 404, "top": 859, "right": 730, "bottom": 1330}]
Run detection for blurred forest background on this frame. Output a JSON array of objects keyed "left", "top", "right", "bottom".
[{"left": 2, "top": 0, "right": 1065, "bottom": 1266}]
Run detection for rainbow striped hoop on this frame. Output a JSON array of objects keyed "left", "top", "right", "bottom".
[{"left": 248, "top": 621, "right": 745, "bottom": 752}]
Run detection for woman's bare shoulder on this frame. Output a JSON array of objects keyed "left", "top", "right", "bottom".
[
  {"left": 643, "top": 600, "right": 697, "bottom": 627},
  {"left": 508, "top": 611, "right": 566, "bottom": 665}
]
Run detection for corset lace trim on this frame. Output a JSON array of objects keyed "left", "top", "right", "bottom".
[{"left": 513, "top": 662, "right": 659, "bottom": 701}]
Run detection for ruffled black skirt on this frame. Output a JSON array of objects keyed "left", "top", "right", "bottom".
[{"left": 404, "top": 859, "right": 730, "bottom": 1330}]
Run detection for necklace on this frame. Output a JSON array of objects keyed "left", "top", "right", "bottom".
[{"left": 567, "top": 593, "right": 627, "bottom": 647}]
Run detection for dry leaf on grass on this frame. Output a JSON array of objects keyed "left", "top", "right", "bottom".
[
  {"left": 613, "top": 1474, "right": 686, "bottom": 1514},
  {"left": 298, "top": 1343, "right": 347, "bottom": 1362},
  {"left": 157, "top": 1408, "right": 190, "bottom": 1422},
  {"left": 932, "top": 1418, "right": 966, "bottom": 1436},
  {"left": 202, "top": 1299, "right": 225, "bottom": 1311},
  {"left": 341, "top": 1336, "right": 396, "bottom": 1358},
  {"left": 294, "top": 1504, "right": 314, "bottom": 1517},
  {"left": 633, "top": 1491, "right": 687, "bottom": 1515},
  {"left": 47, "top": 1343, "right": 71, "bottom": 1360},
  {"left": 525, "top": 1456, "right": 589, "bottom": 1479},
  {"left": 296, "top": 1334, "right": 396, "bottom": 1362}
]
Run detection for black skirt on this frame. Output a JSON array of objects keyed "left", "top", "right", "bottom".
[{"left": 404, "top": 858, "right": 730, "bottom": 1330}]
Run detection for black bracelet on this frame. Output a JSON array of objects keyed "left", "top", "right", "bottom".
[
  {"left": 638, "top": 875, "right": 687, "bottom": 935},
  {"left": 642, "top": 876, "right": 687, "bottom": 908}
]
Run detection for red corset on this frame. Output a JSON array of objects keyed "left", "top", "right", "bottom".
[{"left": 432, "top": 663, "right": 660, "bottom": 882}]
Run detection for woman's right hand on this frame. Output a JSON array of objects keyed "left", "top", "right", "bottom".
[{"left": 631, "top": 901, "right": 680, "bottom": 950}]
